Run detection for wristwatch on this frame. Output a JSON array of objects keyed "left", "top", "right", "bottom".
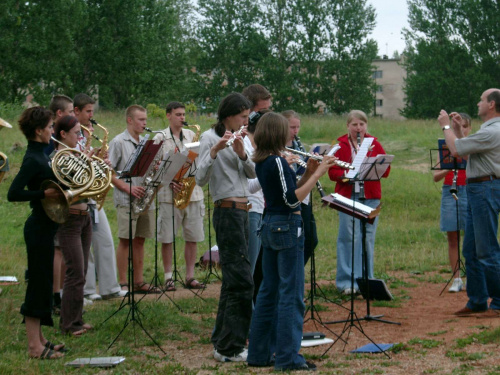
[{"left": 441, "top": 125, "right": 451, "bottom": 131}]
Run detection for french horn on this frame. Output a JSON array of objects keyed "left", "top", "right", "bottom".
[{"left": 41, "top": 137, "right": 95, "bottom": 223}]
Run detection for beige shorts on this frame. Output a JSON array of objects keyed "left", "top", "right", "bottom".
[
  {"left": 157, "top": 200, "right": 205, "bottom": 243},
  {"left": 116, "top": 205, "right": 155, "bottom": 239}
]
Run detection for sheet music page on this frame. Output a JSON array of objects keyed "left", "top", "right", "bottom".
[
  {"left": 345, "top": 137, "right": 374, "bottom": 179},
  {"left": 161, "top": 151, "right": 189, "bottom": 186},
  {"left": 331, "top": 193, "right": 374, "bottom": 215}
]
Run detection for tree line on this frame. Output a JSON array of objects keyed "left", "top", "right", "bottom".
[
  {"left": 0, "top": 0, "right": 377, "bottom": 114},
  {"left": 2, "top": 1, "right": 499, "bottom": 117},
  {"left": 403, "top": 0, "right": 500, "bottom": 118}
]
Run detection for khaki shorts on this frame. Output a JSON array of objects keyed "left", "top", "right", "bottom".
[
  {"left": 157, "top": 200, "right": 205, "bottom": 243},
  {"left": 117, "top": 205, "right": 155, "bottom": 239}
]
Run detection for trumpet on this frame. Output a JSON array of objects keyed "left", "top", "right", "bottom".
[
  {"left": 225, "top": 125, "right": 245, "bottom": 148},
  {"left": 285, "top": 147, "right": 354, "bottom": 170}
]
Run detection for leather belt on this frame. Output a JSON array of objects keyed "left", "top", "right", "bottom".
[
  {"left": 214, "top": 200, "right": 252, "bottom": 212},
  {"left": 466, "top": 175, "right": 498, "bottom": 184},
  {"left": 69, "top": 208, "right": 89, "bottom": 216}
]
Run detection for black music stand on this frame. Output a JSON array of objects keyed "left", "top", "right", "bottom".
[
  {"left": 103, "top": 137, "right": 165, "bottom": 353},
  {"left": 303, "top": 189, "right": 347, "bottom": 345},
  {"left": 430, "top": 143, "right": 467, "bottom": 295},
  {"left": 200, "top": 186, "right": 222, "bottom": 290}
]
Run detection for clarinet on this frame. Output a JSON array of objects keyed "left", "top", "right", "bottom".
[{"left": 294, "top": 135, "right": 326, "bottom": 198}]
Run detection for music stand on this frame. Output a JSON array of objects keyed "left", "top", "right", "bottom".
[
  {"left": 200, "top": 186, "right": 222, "bottom": 290},
  {"left": 430, "top": 142, "right": 467, "bottom": 295},
  {"left": 104, "top": 137, "right": 165, "bottom": 353}
]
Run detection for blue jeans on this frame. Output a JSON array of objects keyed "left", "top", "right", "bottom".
[
  {"left": 248, "top": 211, "right": 262, "bottom": 275},
  {"left": 463, "top": 180, "right": 500, "bottom": 311},
  {"left": 211, "top": 206, "right": 254, "bottom": 356},
  {"left": 336, "top": 197, "right": 380, "bottom": 291},
  {"left": 248, "top": 213, "right": 306, "bottom": 370}
]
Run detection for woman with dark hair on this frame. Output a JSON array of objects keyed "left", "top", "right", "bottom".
[
  {"left": 196, "top": 92, "right": 256, "bottom": 363},
  {"left": 53, "top": 115, "right": 93, "bottom": 336},
  {"left": 7, "top": 106, "right": 66, "bottom": 359},
  {"left": 247, "top": 112, "right": 334, "bottom": 371}
]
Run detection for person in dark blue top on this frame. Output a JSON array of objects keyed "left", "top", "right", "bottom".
[
  {"left": 247, "top": 112, "right": 335, "bottom": 372},
  {"left": 7, "top": 107, "right": 66, "bottom": 360}
]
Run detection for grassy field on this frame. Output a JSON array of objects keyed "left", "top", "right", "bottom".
[{"left": 0, "top": 107, "right": 494, "bottom": 373}]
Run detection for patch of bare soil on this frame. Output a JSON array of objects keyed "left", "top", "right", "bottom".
[{"left": 147, "top": 272, "right": 500, "bottom": 374}]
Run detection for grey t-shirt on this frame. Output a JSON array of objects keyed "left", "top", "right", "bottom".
[{"left": 455, "top": 117, "right": 500, "bottom": 178}]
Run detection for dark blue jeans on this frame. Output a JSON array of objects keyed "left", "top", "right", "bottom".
[
  {"left": 463, "top": 180, "right": 500, "bottom": 311},
  {"left": 248, "top": 213, "right": 306, "bottom": 370},
  {"left": 211, "top": 206, "right": 254, "bottom": 356}
]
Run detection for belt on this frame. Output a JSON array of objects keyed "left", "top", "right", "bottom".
[
  {"left": 214, "top": 200, "right": 252, "bottom": 212},
  {"left": 466, "top": 175, "right": 498, "bottom": 184},
  {"left": 69, "top": 208, "right": 89, "bottom": 216}
]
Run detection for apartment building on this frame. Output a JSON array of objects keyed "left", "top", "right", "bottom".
[{"left": 372, "top": 57, "right": 406, "bottom": 120}]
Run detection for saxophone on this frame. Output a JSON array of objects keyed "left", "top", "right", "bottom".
[{"left": 173, "top": 122, "right": 201, "bottom": 210}]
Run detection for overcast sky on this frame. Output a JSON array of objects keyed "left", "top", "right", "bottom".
[{"left": 369, "top": 0, "right": 409, "bottom": 57}]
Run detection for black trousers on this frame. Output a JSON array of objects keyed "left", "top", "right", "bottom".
[
  {"left": 211, "top": 206, "right": 254, "bottom": 356},
  {"left": 21, "top": 213, "right": 58, "bottom": 326}
]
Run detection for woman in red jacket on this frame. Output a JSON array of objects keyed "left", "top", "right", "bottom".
[{"left": 328, "top": 110, "right": 390, "bottom": 295}]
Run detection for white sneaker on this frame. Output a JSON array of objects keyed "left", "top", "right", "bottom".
[
  {"left": 83, "top": 297, "right": 94, "bottom": 306},
  {"left": 85, "top": 293, "right": 102, "bottom": 301},
  {"left": 448, "top": 278, "right": 463, "bottom": 293},
  {"left": 214, "top": 348, "right": 248, "bottom": 362}
]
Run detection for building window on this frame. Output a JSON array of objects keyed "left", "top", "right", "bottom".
[
  {"left": 375, "top": 99, "right": 383, "bottom": 107},
  {"left": 376, "top": 85, "right": 383, "bottom": 93},
  {"left": 372, "top": 70, "right": 383, "bottom": 79}
]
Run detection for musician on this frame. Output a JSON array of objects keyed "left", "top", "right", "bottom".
[
  {"left": 282, "top": 110, "right": 319, "bottom": 265},
  {"left": 53, "top": 116, "right": 93, "bottom": 335},
  {"left": 247, "top": 113, "right": 334, "bottom": 371},
  {"left": 74, "top": 94, "right": 125, "bottom": 301},
  {"left": 8, "top": 107, "right": 65, "bottom": 359},
  {"left": 196, "top": 92, "right": 255, "bottom": 363},
  {"left": 242, "top": 84, "right": 272, "bottom": 112},
  {"left": 109, "top": 105, "right": 160, "bottom": 294},
  {"left": 438, "top": 89, "right": 500, "bottom": 318},
  {"left": 328, "top": 110, "right": 390, "bottom": 295},
  {"left": 153, "top": 101, "right": 205, "bottom": 291},
  {"left": 242, "top": 109, "right": 270, "bottom": 298},
  {"left": 432, "top": 113, "right": 471, "bottom": 293},
  {"left": 47, "top": 94, "right": 75, "bottom": 313}
]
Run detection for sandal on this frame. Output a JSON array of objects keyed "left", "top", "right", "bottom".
[
  {"left": 30, "top": 346, "right": 64, "bottom": 360},
  {"left": 120, "top": 283, "right": 129, "bottom": 291},
  {"left": 185, "top": 278, "right": 205, "bottom": 290},
  {"left": 133, "top": 282, "right": 161, "bottom": 294},
  {"left": 164, "top": 279, "right": 176, "bottom": 292},
  {"left": 44, "top": 341, "right": 68, "bottom": 353}
]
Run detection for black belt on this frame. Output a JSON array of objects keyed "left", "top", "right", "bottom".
[{"left": 466, "top": 175, "right": 498, "bottom": 184}]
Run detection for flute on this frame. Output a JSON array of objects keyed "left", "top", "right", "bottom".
[
  {"left": 285, "top": 147, "right": 355, "bottom": 170},
  {"left": 225, "top": 125, "right": 245, "bottom": 148}
]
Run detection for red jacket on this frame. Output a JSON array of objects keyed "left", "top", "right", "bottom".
[{"left": 328, "top": 133, "right": 390, "bottom": 199}]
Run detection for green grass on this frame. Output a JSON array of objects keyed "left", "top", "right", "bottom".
[{"left": 0, "top": 109, "right": 497, "bottom": 373}]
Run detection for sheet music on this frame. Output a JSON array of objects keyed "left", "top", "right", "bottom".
[
  {"left": 161, "top": 151, "right": 188, "bottom": 186},
  {"left": 330, "top": 193, "right": 374, "bottom": 216},
  {"left": 345, "top": 137, "right": 374, "bottom": 179}
]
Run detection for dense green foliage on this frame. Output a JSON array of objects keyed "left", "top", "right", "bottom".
[
  {"left": 0, "top": 0, "right": 377, "bottom": 113},
  {"left": 403, "top": 0, "right": 500, "bottom": 118}
]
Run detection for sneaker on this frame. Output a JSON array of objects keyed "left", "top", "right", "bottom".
[
  {"left": 448, "top": 278, "right": 463, "bottom": 293},
  {"left": 85, "top": 293, "right": 102, "bottom": 301},
  {"left": 83, "top": 298, "right": 93, "bottom": 306},
  {"left": 214, "top": 348, "right": 248, "bottom": 362},
  {"left": 342, "top": 288, "right": 358, "bottom": 296}
]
